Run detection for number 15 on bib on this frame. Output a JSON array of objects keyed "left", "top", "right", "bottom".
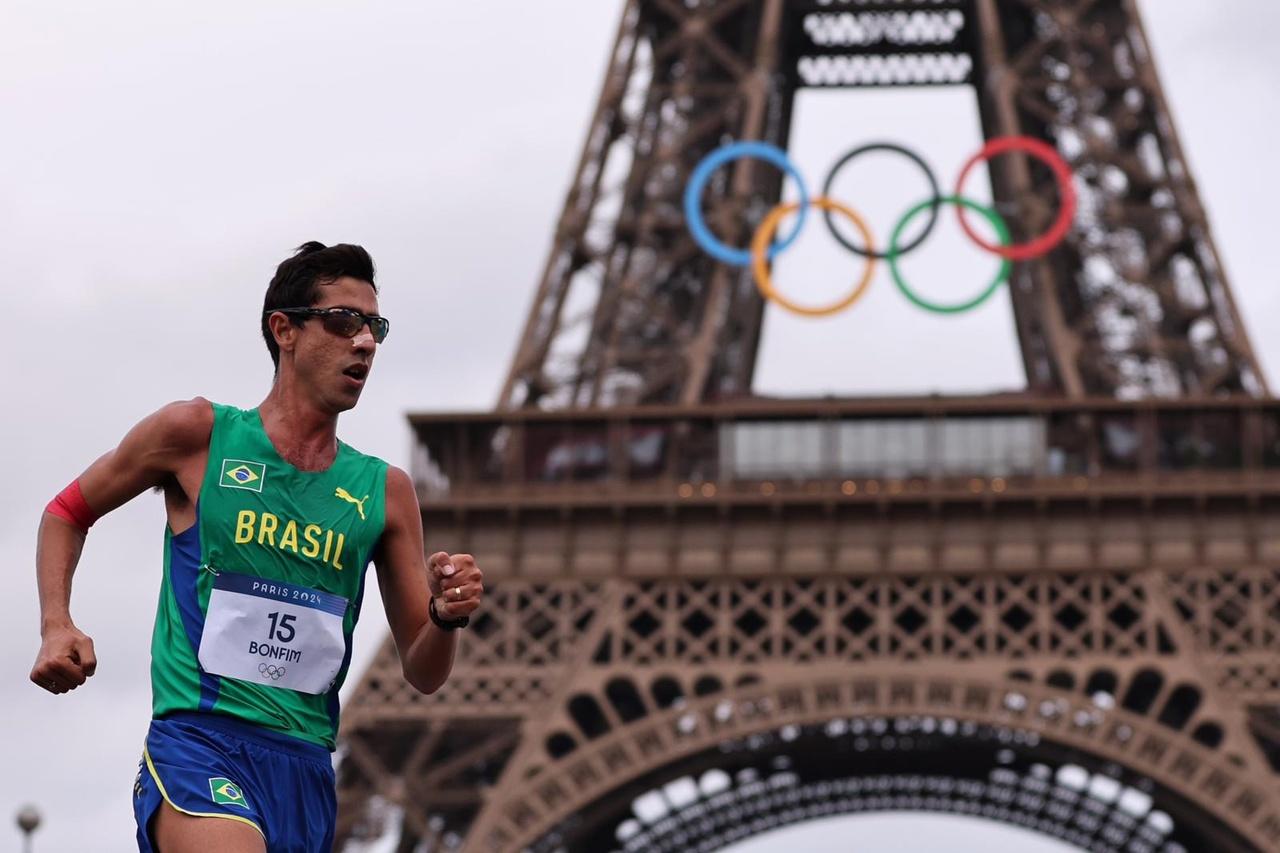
[{"left": 198, "top": 571, "right": 348, "bottom": 694}]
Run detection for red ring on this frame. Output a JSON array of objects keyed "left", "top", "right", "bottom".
[{"left": 953, "top": 135, "right": 1077, "bottom": 261}]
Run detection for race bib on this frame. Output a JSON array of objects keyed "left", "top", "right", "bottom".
[{"left": 198, "top": 571, "right": 348, "bottom": 695}]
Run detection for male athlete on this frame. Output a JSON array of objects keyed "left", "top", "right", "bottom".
[{"left": 30, "top": 242, "right": 485, "bottom": 852}]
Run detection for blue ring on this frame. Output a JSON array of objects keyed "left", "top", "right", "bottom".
[{"left": 683, "top": 141, "right": 810, "bottom": 267}]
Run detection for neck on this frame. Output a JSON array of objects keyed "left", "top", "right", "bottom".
[{"left": 257, "top": 376, "right": 340, "bottom": 470}]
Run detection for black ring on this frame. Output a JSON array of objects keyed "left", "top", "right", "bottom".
[{"left": 821, "top": 142, "right": 942, "bottom": 260}]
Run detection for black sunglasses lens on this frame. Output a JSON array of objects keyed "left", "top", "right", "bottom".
[
  {"left": 321, "top": 312, "right": 363, "bottom": 338},
  {"left": 318, "top": 310, "right": 388, "bottom": 342}
]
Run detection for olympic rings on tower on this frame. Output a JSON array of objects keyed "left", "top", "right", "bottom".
[
  {"left": 821, "top": 142, "right": 941, "bottom": 260},
  {"left": 683, "top": 135, "right": 1075, "bottom": 318},
  {"left": 889, "top": 196, "right": 1012, "bottom": 315},
  {"left": 751, "top": 197, "right": 878, "bottom": 319},
  {"left": 683, "top": 141, "right": 810, "bottom": 267},
  {"left": 954, "top": 135, "right": 1076, "bottom": 261}
]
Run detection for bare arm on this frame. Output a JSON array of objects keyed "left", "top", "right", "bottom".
[
  {"left": 31, "top": 397, "right": 212, "bottom": 694},
  {"left": 374, "top": 466, "right": 484, "bottom": 694}
]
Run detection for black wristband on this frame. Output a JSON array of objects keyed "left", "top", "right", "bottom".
[{"left": 429, "top": 595, "right": 469, "bottom": 631}]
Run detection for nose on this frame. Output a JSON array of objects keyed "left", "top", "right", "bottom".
[{"left": 352, "top": 324, "right": 376, "bottom": 353}]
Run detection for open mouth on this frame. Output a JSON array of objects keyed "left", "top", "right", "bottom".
[{"left": 343, "top": 364, "right": 369, "bottom": 384}]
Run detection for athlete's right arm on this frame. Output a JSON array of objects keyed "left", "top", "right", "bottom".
[{"left": 31, "top": 397, "right": 213, "bottom": 695}]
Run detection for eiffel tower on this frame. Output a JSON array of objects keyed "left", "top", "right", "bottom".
[{"left": 335, "top": 2, "right": 1280, "bottom": 851}]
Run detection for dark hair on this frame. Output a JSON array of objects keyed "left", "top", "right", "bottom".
[{"left": 261, "top": 241, "right": 377, "bottom": 370}]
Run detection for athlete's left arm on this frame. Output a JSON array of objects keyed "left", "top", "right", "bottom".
[{"left": 372, "top": 465, "right": 484, "bottom": 694}]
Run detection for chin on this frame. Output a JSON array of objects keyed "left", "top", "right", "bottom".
[{"left": 324, "top": 390, "right": 361, "bottom": 414}]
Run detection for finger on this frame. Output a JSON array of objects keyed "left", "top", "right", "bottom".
[
  {"left": 440, "top": 574, "right": 474, "bottom": 595},
  {"left": 451, "top": 565, "right": 483, "bottom": 585},
  {"left": 439, "top": 571, "right": 481, "bottom": 598},
  {"left": 442, "top": 582, "right": 483, "bottom": 603},
  {"left": 439, "top": 585, "right": 483, "bottom": 614},
  {"left": 73, "top": 638, "right": 98, "bottom": 678},
  {"left": 428, "top": 551, "right": 457, "bottom": 579},
  {"left": 438, "top": 597, "right": 481, "bottom": 619},
  {"left": 31, "top": 668, "right": 73, "bottom": 694},
  {"left": 47, "top": 658, "right": 88, "bottom": 687}
]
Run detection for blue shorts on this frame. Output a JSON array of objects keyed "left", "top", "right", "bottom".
[{"left": 133, "top": 712, "right": 335, "bottom": 852}]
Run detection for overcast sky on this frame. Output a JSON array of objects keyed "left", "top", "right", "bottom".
[{"left": 2, "top": 2, "right": 1277, "bottom": 851}]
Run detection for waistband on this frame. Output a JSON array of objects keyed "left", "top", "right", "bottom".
[{"left": 158, "top": 711, "right": 332, "bottom": 764}]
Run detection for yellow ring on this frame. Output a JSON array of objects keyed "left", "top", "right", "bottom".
[{"left": 750, "top": 196, "right": 878, "bottom": 318}]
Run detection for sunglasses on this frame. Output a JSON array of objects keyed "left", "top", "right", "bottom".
[{"left": 267, "top": 307, "right": 390, "bottom": 343}]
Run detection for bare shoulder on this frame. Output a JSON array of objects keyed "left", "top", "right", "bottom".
[
  {"left": 373, "top": 466, "right": 422, "bottom": 558},
  {"left": 146, "top": 396, "right": 214, "bottom": 450},
  {"left": 384, "top": 465, "right": 416, "bottom": 509},
  {"left": 75, "top": 397, "right": 215, "bottom": 512},
  {"left": 378, "top": 465, "right": 422, "bottom": 534}
]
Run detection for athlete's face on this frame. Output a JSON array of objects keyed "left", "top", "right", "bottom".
[{"left": 289, "top": 276, "right": 380, "bottom": 413}]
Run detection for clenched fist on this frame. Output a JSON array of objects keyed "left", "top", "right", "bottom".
[
  {"left": 31, "top": 623, "right": 97, "bottom": 694},
  {"left": 428, "top": 551, "right": 484, "bottom": 622}
]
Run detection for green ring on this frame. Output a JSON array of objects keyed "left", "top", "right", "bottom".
[{"left": 887, "top": 195, "right": 1012, "bottom": 314}]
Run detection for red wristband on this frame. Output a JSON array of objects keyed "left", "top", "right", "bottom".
[{"left": 46, "top": 480, "right": 100, "bottom": 533}]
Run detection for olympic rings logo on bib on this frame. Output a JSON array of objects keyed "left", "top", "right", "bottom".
[
  {"left": 683, "top": 136, "right": 1076, "bottom": 318},
  {"left": 258, "top": 662, "right": 287, "bottom": 680}
]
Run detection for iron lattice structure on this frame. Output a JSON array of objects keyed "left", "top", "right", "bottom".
[
  {"left": 499, "top": 0, "right": 1265, "bottom": 407},
  {"left": 334, "top": 2, "right": 1280, "bottom": 852}
]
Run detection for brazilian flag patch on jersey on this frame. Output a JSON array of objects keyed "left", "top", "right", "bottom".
[
  {"left": 220, "top": 459, "right": 266, "bottom": 492},
  {"left": 208, "top": 777, "right": 249, "bottom": 808}
]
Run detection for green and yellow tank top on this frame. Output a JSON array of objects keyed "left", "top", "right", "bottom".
[{"left": 149, "top": 402, "right": 388, "bottom": 749}]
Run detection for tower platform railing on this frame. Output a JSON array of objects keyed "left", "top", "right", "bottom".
[{"left": 408, "top": 396, "right": 1280, "bottom": 507}]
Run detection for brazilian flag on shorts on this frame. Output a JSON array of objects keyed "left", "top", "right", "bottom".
[{"left": 209, "top": 777, "right": 249, "bottom": 808}]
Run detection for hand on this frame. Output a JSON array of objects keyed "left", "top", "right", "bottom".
[
  {"left": 428, "top": 551, "right": 484, "bottom": 621},
  {"left": 31, "top": 623, "right": 97, "bottom": 695}
]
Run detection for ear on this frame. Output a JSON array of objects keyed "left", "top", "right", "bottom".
[{"left": 267, "top": 311, "right": 299, "bottom": 358}]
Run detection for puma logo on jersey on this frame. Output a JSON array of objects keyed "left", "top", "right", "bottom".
[{"left": 334, "top": 487, "right": 368, "bottom": 521}]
